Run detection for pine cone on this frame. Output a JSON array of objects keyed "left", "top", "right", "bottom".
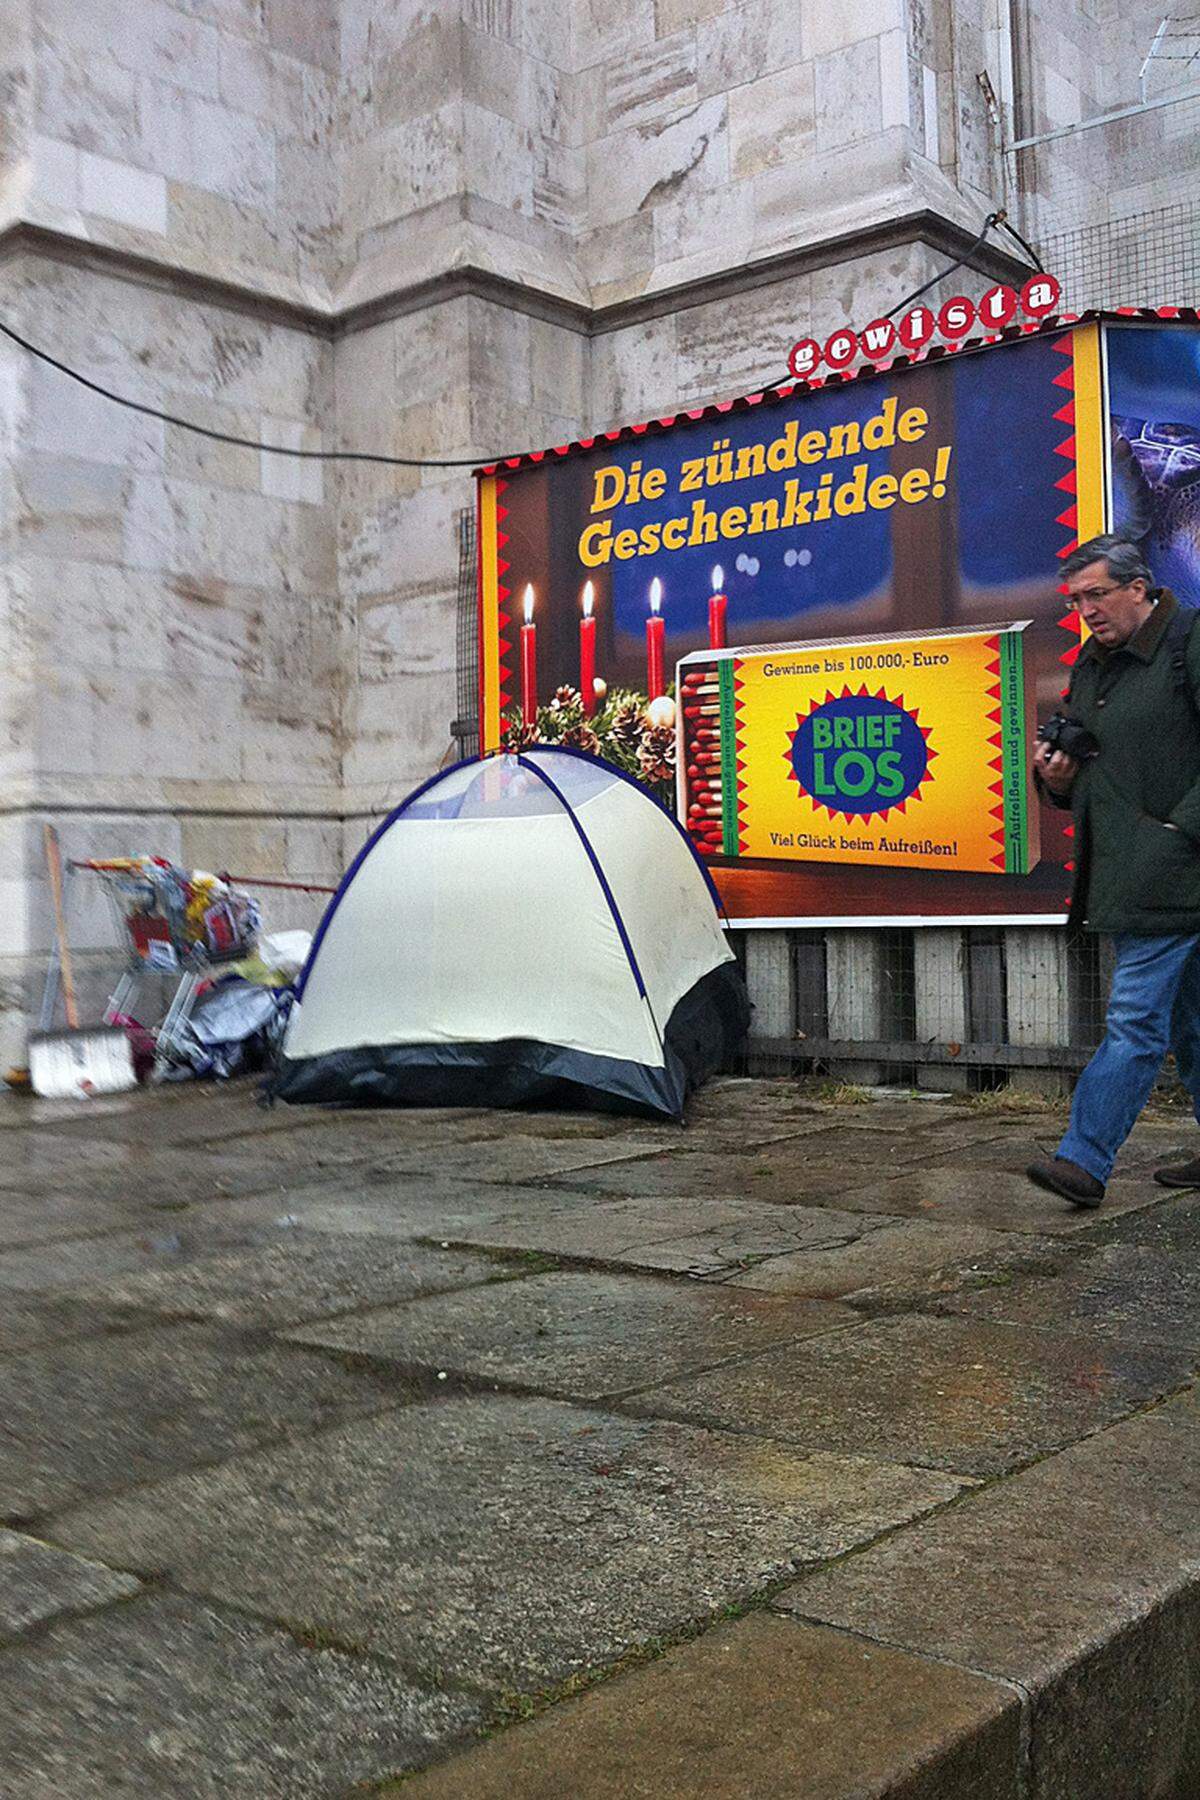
[
  {"left": 560, "top": 722, "right": 600, "bottom": 755},
  {"left": 608, "top": 700, "right": 644, "bottom": 755},
  {"left": 637, "top": 724, "right": 676, "bottom": 786},
  {"left": 501, "top": 718, "right": 539, "bottom": 751},
  {"left": 551, "top": 685, "right": 581, "bottom": 711}
]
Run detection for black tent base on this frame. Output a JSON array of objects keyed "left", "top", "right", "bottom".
[{"left": 268, "top": 963, "right": 749, "bottom": 1122}]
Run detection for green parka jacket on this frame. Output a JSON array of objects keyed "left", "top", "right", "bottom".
[{"left": 1055, "top": 588, "right": 1200, "bottom": 935}]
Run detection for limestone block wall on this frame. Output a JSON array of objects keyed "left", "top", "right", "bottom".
[
  {"left": 9, "top": 0, "right": 339, "bottom": 306},
  {"left": 337, "top": 0, "right": 584, "bottom": 314},
  {"left": 574, "top": 0, "right": 988, "bottom": 308},
  {"left": 0, "top": 249, "right": 341, "bottom": 1061}
]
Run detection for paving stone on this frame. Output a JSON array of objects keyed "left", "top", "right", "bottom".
[
  {"left": 1073, "top": 1116, "right": 1200, "bottom": 1180},
  {"left": 885, "top": 1134, "right": 1057, "bottom": 1175},
  {"left": 0, "top": 1529, "right": 140, "bottom": 1641},
  {"left": 398, "top": 1612, "right": 1021, "bottom": 1799},
  {"left": 53, "top": 1397, "right": 968, "bottom": 1696},
  {"left": 941, "top": 1242, "right": 1200, "bottom": 1352},
  {"left": 820, "top": 1165, "right": 1164, "bottom": 1235},
  {"left": 54, "top": 1236, "right": 508, "bottom": 1328},
  {"left": 679, "top": 1115, "right": 834, "bottom": 1155},
  {"left": 684, "top": 1082, "right": 965, "bottom": 1137},
  {"left": 0, "top": 1087, "right": 270, "bottom": 1140},
  {"left": 8, "top": 1110, "right": 512, "bottom": 1206},
  {"left": 907, "top": 1120, "right": 1200, "bottom": 1188},
  {"left": 681, "top": 1077, "right": 836, "bottom": 1126},
  {"left": 0, "top": 1197, "right": 313, "bottom": 1292},
  {"left": 288, "top": 1271, "right": 855, "bottom": 1399},
  {"left": 175, "top": 1106, "right": 498, "bottom": 1156},
  {"left": 552, "top": 1131, "right": 955, "bottom": 1207},
  {"left": 0, "top": 1139, "right": 307, "bottom": 1203},
  {"left": 834, "top": 1234, "right": 1081, "bottom": 1317},
  {"left": 0, "top": 1188, "right": 142, "bottom": 1249},
  {"left": 373, "top": 1134, "right": 676, "bottom": 1186},
  {"left": 9, "top": 1077, "right": 1200, "bottom": 1796},
  {"left": 849, "top": 1115, "right": 1020, "bottom": 1154},
  {"left": 0, "top": 1322, "right": 400, "bottom": 1517},
  {"left": 776, "top": 1382, "right": 1200, "bottom": 1800},
  {"left": 444, "top": 1194, "right": 893, "bottom": 1275},
  {"left": 0, "top": 1294, "right": 144, "bottom": 1356},
  {"left": 0, "top": 1591, "right": 481, "bottom": 1798},
  {"left": 623, "top": 1314, "right": 1190, "bottom": 1477},
  {"left": 0, "top": 1131, "right": 159, "bottom": 1188},
  {"left": 0, "top": 1083, "right": 345, "bottom": 1132},
  {"left": 1105, "top": 1187, "right": 1200, "bottom": 1254},
  {"left": 469, "top": 1109, "right": 655, "bottom": 1143},
  {"left": 0, "top": 1089, "right": 473, "bottom": 1148},
  {"left": 171, "top": 1122, "right": 528, "bottom": 1186},
  {"left": 283, "top": 1182, "right": 528, "bottom": 1242},
  {"left": 720, "top": 1220, "right": 1044, "bottom": 1301}
]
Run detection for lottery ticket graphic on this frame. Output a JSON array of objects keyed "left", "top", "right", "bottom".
[{"left": 677, "top": 625, "right": 1037, "bottom": 875}]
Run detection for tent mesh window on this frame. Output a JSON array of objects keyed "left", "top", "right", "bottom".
[{"left": 453, "top": 506, "right": 479, "bottom": 758}]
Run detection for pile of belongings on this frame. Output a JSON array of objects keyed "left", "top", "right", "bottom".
[{"left": 159, "top": 931, "right": 312, "bottom": 1082}]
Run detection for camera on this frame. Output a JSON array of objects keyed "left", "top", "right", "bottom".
[{"left": 1036, "top": 713, "right": 1099, "bottom": 762}]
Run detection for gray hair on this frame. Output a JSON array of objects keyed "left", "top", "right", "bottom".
[{"left": 1061, "top": 534, "right": 1153, "bottom": 588}]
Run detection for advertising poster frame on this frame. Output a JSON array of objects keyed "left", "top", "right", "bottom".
[{"left": 476, "top": 313, "right": 1200, "bottom": 928}]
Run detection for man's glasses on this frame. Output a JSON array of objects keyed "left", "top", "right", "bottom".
[{"left": 1068, "top": 580, "right": 1139, "bottom": 609}]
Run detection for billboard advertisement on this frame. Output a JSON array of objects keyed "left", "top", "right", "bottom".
[{"left": 478, "top": 320, "right": 1199, "bottom": 924}]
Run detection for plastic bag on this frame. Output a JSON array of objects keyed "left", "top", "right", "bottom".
[
  {"left": 256, "top": 930, "right": 313, "bottom": 980},
  {"left": 159, "top": 978, "right": 293, "bottom": 1080}
]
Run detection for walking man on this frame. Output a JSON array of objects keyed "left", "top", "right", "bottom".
[{"left": 1028, "top": 534, "right": 1200, "bottom": 1207}]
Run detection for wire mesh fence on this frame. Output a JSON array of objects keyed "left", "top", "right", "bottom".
[
  {"left": 1038, "top": 200, "right": 1200, "bottom": 313},
  {"left": 453, "top": 506, "right": 480, "bottom": 758}
]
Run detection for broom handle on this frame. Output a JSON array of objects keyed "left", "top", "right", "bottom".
[{"left": 44, "top": 824, "right": 79, "bottom": 1030}]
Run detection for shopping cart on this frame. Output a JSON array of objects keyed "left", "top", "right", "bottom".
[{"left": 75, "top": 859, "right": 260, "bottom": 1079}]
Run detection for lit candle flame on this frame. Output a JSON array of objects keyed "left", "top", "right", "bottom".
[
  {"left": 582, "top": 580, "right": 594, "bottom": 619},
  {"left": 711, "top": 565, "right": 724, "bottom": 591},
  {"left": 649, "top": 577, "right": 662, "bottom": 615},
  {"left": 523, "top": 583, "right": 534, "bottom": 625}
]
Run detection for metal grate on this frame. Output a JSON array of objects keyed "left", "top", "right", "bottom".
[
  {"left": 452, "top": 506, "right": 479, "bottom": 757},
  {"left": 1038, "top": 200, "right": 1200, "bottom": 313}
]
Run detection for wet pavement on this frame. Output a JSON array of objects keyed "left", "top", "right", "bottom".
[{"left": 2, "top": 1075, "right": 1200, "bottom": 1796}]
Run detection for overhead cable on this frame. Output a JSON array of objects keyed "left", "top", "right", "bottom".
[{"left": 0, "top": 317, "right": 488, "bottom": 468}]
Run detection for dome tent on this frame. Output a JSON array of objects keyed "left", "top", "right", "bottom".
[{"left": 270, "top": 748, "right": 749, "bottom": 1120}]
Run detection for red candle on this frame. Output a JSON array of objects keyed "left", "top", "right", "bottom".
[
  {"left": 708, "top": 563, "right": 728, "bottom": 649},
  {"left": 580, "top": 581, "right": 596, "bottom": 716},
  {"left": 520, "top": 584, "right": 538, "bottom": 727},
  {"left": 646, "top": 577, "right": 665, "bottom": 699}
]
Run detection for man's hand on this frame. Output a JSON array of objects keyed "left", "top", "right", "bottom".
[{"left": 1033, "top": 739, "right": 1079, "bottom": 797}]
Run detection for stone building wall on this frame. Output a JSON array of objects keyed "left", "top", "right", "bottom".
[
  {"left": 1, "top": 0, "right": 1197, "bottom": 1065},
  {"left": 0, "top": 0, "right": 346, "bottom": 1057}
]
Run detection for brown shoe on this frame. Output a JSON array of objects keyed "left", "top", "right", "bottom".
[
  {"left": 1153, "top": 1157, "right": 1200, "bottom": 1188},
  {"left": 1026, "top": 1156, "right": 1105, "bottom": 1208}
]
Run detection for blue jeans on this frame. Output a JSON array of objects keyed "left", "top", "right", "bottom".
[{"left": 1059, "top": 932, "right": 1200, "bottom": 1182}]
